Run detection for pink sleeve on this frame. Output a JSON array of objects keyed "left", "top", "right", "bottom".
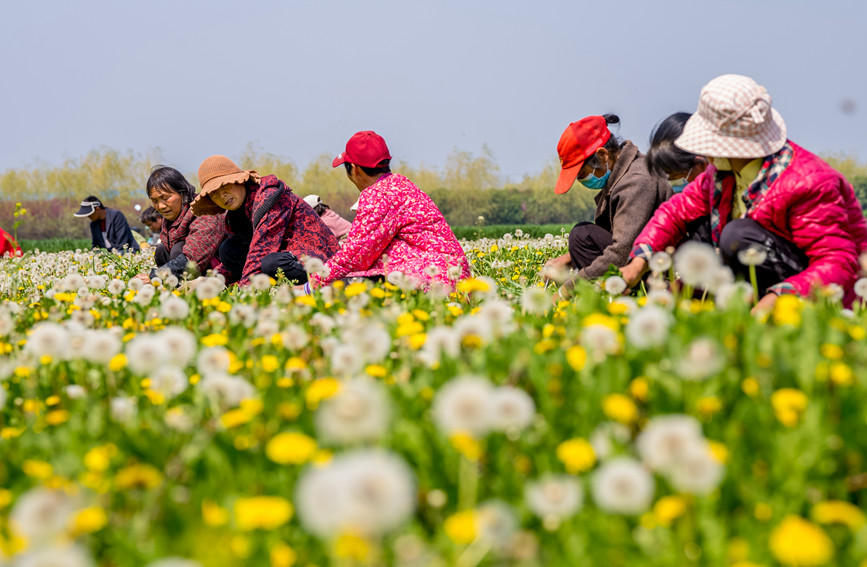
[{"left": 312, "top": 194, "right": 403, "bottom": 287}]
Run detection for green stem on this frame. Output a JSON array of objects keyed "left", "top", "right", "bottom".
[
  {"left": 749, "top": 264, "right": 759, "bottom": 304},
  {"left": 458, "top": 456, "right": 478, "bottom": 511}
]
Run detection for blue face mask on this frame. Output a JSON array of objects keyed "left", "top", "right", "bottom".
[{"left": 578, "top": 163, "right": 610, "bottom": 190}]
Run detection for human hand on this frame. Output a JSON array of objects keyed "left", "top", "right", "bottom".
[
  {"left": 620, "top": 258, "right": 648, "bottom": 289},
  {"left": 542, "top": 254, "right": 571, "bottom": 283},
  {"left": 133, "top": 273, "right": 151, "bottom": 285},
  {"left": 178, "top": 276, "right": 206, "bottom": 294},
  {"left": 751, "top": 292, "right": 778, "bottom": 316}
]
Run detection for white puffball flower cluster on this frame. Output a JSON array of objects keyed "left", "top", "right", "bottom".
[
  {"left": 295, "top": 450, "right": 416, "bottom": 538},
  {"left": 673, "top": 242, "right": 721, "bottom": 289},
  {"left": 525, "top": 475, "right": 583, "bottom": 526},
  {"left": 432, "top": 376, "right": 535, "bottom": 438},
  {"left": 636, "top": 414, "right": 724, "bottom": 495},
  {"left": 315, "top": 379, "right": 391, "bottom": 444},
  {"left": 675, "top": 337, "right": 725, "bottom": 381},
  {"left": 624, "top": 305, "right": 671, "bottom": 349},
  {"left": 591, "top": 457, "right": 655, "bottom": 515}
]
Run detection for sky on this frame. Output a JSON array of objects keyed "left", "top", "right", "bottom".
[{"left": 2, "top": 0, "right": 866, "bottom": 182}]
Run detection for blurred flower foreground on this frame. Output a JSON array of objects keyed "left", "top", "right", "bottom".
[{"left": 0, "top": 232, "right": 865, "bottom": 567}]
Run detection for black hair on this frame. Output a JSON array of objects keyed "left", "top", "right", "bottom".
[
  {"left": 83, "top": 195, "right": 105, "bottom": 209},
  {"left": 646, "top": 112, "right": 697, "bottom": 176},
  {"left": 343, "top": 159, "right": 392, "bottom": 177},
  {"left": 146, "top": 165, "right": 197, "bottom": 206},
  {"left": 584, "top": 114, "right": 624, "bottom": 169},
  {"left": 139, "top": 206, "right": 161, "bottom": 224},
  {"left": 313, "top": 203, "right": 329, "bottom": 216}
]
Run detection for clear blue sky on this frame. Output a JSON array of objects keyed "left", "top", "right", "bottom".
[{"left": 2, "top": 0, "right": 865, "bottom": 181}]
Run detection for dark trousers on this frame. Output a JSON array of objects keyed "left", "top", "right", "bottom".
[
  {"left": 690, "top": 217, "right": 808, "bottom": 293},
  {"left": 718, "top": 218, "right": 808, "bottom": 292},
  {"left": 568, "top": 222, "right": 613, "bottom": 269},
  {"left": 218, "top": 235, "right": 252, "bottom": 283},
  {"left": 155, "top": 241, "right": 185, "bottom": 267},
  {"left": 261, "top": 252, "right": 308, "bottom": 284}
]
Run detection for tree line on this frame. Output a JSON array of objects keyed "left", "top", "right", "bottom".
[{"left": 1, "top": 146, "right": 864, "bottom": 240}]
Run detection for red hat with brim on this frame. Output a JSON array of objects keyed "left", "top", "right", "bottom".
[
  {"left": 332, "top": 131, "right": 392, "bottom": 168},
  {"left": 554, "top": 116, "right": 611, "bottom": 194}
]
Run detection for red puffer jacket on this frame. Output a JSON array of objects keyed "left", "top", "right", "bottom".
[{"left": 632, "top": 142, "right": 867, "bottom": 300}]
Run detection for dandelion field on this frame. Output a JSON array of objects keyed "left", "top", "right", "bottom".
[{"left": 0, "top": 233, "right": 866, "bottom": 567}]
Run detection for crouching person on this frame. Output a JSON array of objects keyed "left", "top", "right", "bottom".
[
  {"left": 544, "top": 115, "right": 672, "bottom": 298},
  {"left": 621, "top": 74, "right": 867, "bottom": 310},
  {"left": 191, "top": 155, "right": 338, "bottom": 286},
  {"left": 142, "top": 166, "right": 226, "bottom": 282},
  {"left": 303, "top": 131, "right": 470, "bottom": 293}
]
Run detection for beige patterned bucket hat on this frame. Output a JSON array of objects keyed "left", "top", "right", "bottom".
[{"left": 675, "top": 74, "right": 787, "bottom": 159}]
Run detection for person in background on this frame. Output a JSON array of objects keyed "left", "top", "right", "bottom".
[
  {"left": 303, "top": 130, "right": 471, "bottom": 293},
  {"left": 544, "top": 115, "right": 672, "bottom": 298},
  {"left": 0, "top": 226, "right": 21, "bottom": 258},
  {"left": 140, "top": 166, "right": 226, "bottom": 281},
  {"left": 191, "top": 155, "right": 338, "bottom": 286},
  {"left": 621, "top": 74, "right": 867, "bottom": 310},
  {"left": 73, "top": 196, "right": 140, "bottom": 253},
  {"left": 303, "top": 194, "right": 353, "bottom": 240},
  {"left": 139, "top": 206, "right": 163, "bottom": 246},
  {"left": 645, "top": 112, "right": 708, "bottom": 193}
]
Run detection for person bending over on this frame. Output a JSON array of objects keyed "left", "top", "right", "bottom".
[
  {"left": 73, "top": 196, "right": 140, "bottom": 254},
  {"left": 545, "top": 115, "right": 671, "bottom": 298},
  {"left": 303, "top": 131, "right": 470, "bottom": 293},
  {"left": 621, "top": 74, "right": 867, "bottom": 310}
]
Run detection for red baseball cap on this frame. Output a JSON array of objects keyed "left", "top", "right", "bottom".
[
  {"left": 554, "top": 116, "right": 611, "bottom": 194},
  {"left": 332, "top": 131, "right": 392, "bottom": 168}
]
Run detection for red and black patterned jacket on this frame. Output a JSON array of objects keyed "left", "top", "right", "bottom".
[
  {"left": 158, "top": 202, "right": 226, "bottom": 277},
  {"left": 216, "top": 175, "right": 339, "bottom": 286}
]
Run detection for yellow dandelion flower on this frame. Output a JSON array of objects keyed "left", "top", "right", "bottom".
[
  {"left": 270, "top": 542, "right": 297, "bottom": 567},
  {"left": 742, "top": 377, "right": 760, "bottom": 397},
  {"left": 69, "top": 506, "right": 108, "bottom": 536},
  {"left": 707, "top": 441, "right": 730, "bottom": 464},
  {"left": 202, "top": 500, "right": 230, "bottom": 526},
  {"left": 22, "top": 460, "right": 53, "bottom": 480},
  {"left": 602, "top": 393, "right": 638, "bottom": 424},
  {"left": 201, "top": 333, "right": 229, "bottom": 347},
  {"left": 449, "top": 433, "right": 482, "bottom": 462},
  {"left": 629, "top": 377, "right": 649, "bottom": 402},
  {"left": 769, "top": 515, "right": 833, "bottom": 566},
  {"left": 829, "top": 363, "right": 854, "bottom": 386},
  {"left": 260, "top": 355, "right": 280, "bottom": 373},
  {"left": 115, "top": 463, "right": 162, "bottom": 490},
  {"left": 811, "top": 500, "right": 866, "bottom": 531},
  {"left": 771, "top": 388, "right": 808, "bottom": 428},
  {"left": 365, "top": 364, "right": 387, "bottom": 378},
  {"left": 444, "top": 510, "right": 477, "bottom": 544},
  {"left": 697, "top": 396, "right": 722, "bottom": 418},
  {"left": 305, "top": 378, "right": 340, "bottom": 408},
  {"left": 108, "top": 353, "right": 127, "bottom": 372},
  {"left": 344, "top": 282, "right": 368, "bottom": 297},
  {"left": 234, "top": 496, "right": 293, "bottom": 531},
  {"left": 565, "top": 345, "right": 587, "bottom": 371},
  {"left": 556, "top": 438, "right": 596, "bottom": 474},
  {"left": 653, "top": 495, "right": 687, "bottom": 527},
  {"left": 772, "top": 295, "right": 802, "bottom": 327},
  {"left": 582, "top": 313, "right": 619, "bottom": 331},
  {"left": 408, "top": 333, "right": 427, "bottom": 350},
  {"left": 334, "top": 532, "right": 371, "bottom": 561},
  {"left": 84, "top": 444, "right": 117, "bottom": 473},
  {"left": 45, "top": 409, "right": 70, "bottom": 425},
  {"left": 265, "top": 432, "right": 317, "bottom": 465}
]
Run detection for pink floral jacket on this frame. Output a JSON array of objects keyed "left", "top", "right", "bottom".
[{"left": 310, "top": 174, "right": 470, "bottom": 289}]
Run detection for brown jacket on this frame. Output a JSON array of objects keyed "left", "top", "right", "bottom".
[{"left": 577, "top": 140, "right": 672, "bottom": 279}]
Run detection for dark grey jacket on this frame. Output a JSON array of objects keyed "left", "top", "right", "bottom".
[
  {"left": 577, "top": 140, "right": 671, "bottom": 278},
  {"left": 90, "top": 208, "right": 140, "bottom": 254}
]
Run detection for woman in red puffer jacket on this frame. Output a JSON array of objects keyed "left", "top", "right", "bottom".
[{"left": 621, "top": 75, "right": 867, "bottom": 310}]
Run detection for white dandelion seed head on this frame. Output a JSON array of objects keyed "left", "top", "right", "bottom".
[
  {"left": 160, "top": 295, "right": 190, "bottom": 320},
  {"left": 475, "top": 500, "right": 518, "bottom": 551},
  {"left": 303, "top": 256, "right": 325, "bottom": 276},
  {"left": 127, "top": 277, "right": 144, "bottom": 292},
  {"left": 249, "top": 273, "right": 273, "bottom": 291},
  {"left": 134, "top": 284, "right": 156, "bottom": 306},
  {"left": 15, "top": 545, "right": 95, "bottom": 567},
  {"left": 125, "top": 334, "right": 166, "bottom": 375},
  {"left": 673, "top": 242, "right": 721, "bottom": 288},
  {"left": 589, "top": 421, "right": 632, "bottom": 461},
  {"left": 329, "top": 343, "right": 364, "bottom": 377},
  {"left": 488, "top": 386, "right": 535, "bottom": 433},
  {"left": 580, "top": 325, "right": 620, "bottom": 360},
  {"left": 675, "top": 338, "right": 725, "bottom": 381},
  {"left": 196, "top": 347, "right": 232, "bottom": 377},
  {"left": 110, "top": 396, "right": 138, "bottom": 423},
  {"left": 60, "top": 273, "right": 86, "bottom": 292},
  {"left": 81, "top": 330, "right": 121, "bottom": 365},
  {"left": 521, "top": 287, "right": 551, "bottom": 315},
  {"left": 649, "top": 251, "right": 673, "bottom": 273},
  {"left": 295, "top": 450, "right": 416, "bottom": 538},
  {"left": 525, "top": 475, "right": 583, "bottom": 521},
  {"left": 736, "top": 246, "right": 768, "bottom": 266},
  {"left": 636, "top": 414, "right": 705, "bottom": 472},
  {"left": 592, "top": 457, "right": 655, "bottom": 515},
  {"left": 603, "top": 276, "right": 627, "bottom": 296},
  {"left": 26, "top": 323, "right": 71, "bottom": 360},
  {"left": 65, "top": 385, "right": 87, "bottom": 400},
  {"left": 645, "top": 289, "right": 676, "bottom": 310},
  {"left": 667, "top": 443, "right": 725, "bottom": 495},
  {"left": 714, "top": 281, "right": 754, "bottom": 310},
  {"left": 432, "top": 375, "right": 494, "bottom": 437},
  {"left": 315, "top": 379, "right": 391, "bottom": 444},
  {"left": 197, "top": 374, "right": 255, "bottom": 409},
  {"left": 854, "top": 277, "right": 867, "bottom": 299},
  {"left": 625, "top": 306, "right": 671, "bottom": 350},
  {"left": 148, "top": 365, "right": 188, "bottom": 399},
  {"left": 107, "top": 279, "right": 126, "bottom": 296},
  {"left": 9, "top": 488, "right": 78, "bottom": 544},
  {"left": 195, "top": 277, "right": 224, "bottom": 301}
]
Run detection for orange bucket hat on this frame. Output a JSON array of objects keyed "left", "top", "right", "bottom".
[{"left": 191, "top": 155, "right": 259, "bottom": 216}]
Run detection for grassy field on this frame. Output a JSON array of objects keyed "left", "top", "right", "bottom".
[{"left": 18, "top": 226, "right": 573, "bottom": 253}]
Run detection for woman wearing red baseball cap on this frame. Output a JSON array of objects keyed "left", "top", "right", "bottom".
[
  {"left": 302, "top": 130, "right": 471, "bottom": 292},
  {"left": 546, "top": 114, "right": 672, "bottom": 298}
]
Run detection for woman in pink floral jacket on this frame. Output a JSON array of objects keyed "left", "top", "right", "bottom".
[{"left": 306, "top": 131, "right": 470, "bottom": 291}]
